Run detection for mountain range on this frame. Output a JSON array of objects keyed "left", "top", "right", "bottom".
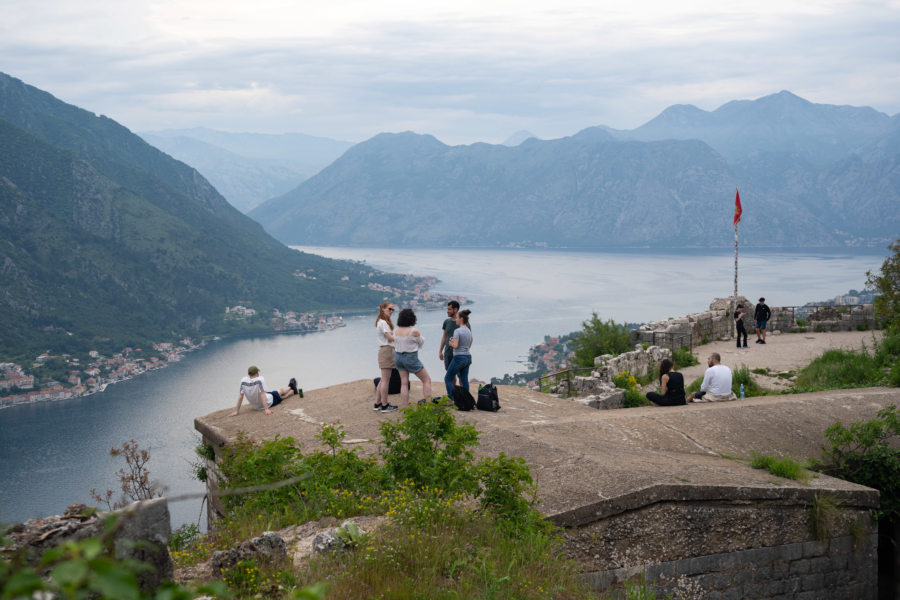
[
  {"left": 0, "top": 72, "right": 399, "bottom": 360},
  {"left": 250, "top": 91, "right": 899, "bottom": 249},
  {"left": 140, "top": 128, "right": 352, "bottom": 213}
]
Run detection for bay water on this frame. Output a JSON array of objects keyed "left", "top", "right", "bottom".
[{"left": 0, "top": 247, "right": 886, "bottom": 528}]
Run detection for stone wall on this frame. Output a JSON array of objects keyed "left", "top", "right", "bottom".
[
  {"left": 633, "top": 298, "right": 877, "bottom": 349},
  {"left": 557, "top": 485, "right": 879, "bottom": 599},
  {"left": 552, "top": 345, "right": 671, "bottom": 408},
  {"left": 803, "top": 304, "right": 877, "bottom": 332},
  {"left": 585, "top": 536, "right": 876, "bottom": 600}
]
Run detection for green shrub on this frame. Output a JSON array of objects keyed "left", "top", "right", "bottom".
[
  {"left": 572, "top": 313, "right": 632, "bottom": 368},
  {"left": 475, "top": 453, "right": 540, "bottom": 528},
  {"left": 380, "top": 400, "right": 479, "bottom": 496},
  {"left": 732, "top": 365, "right": 767, "bottom": 397},
  {"left": 750, "top": 452, "right": 808, "bottom": 483},
  {"left": 816, "top": 405, "right": 900, "bottom": 521},
  {"left": 623, "top": 389, "right": 651, "bottom": 408},
  {"left": 169, "top": 523, "right": 201, "bottom": 552},
  {"left": 672, "top": 347, "right": 698, "bottom": 369},
  {"left": 794, "top": 348, "right": 884, "bottom": 390},
  {"left": 613, "top": 371, "right": 652, "bottom": 408},
  {"left": 796, "top": 318, "right": 808, "bottom": 327}
]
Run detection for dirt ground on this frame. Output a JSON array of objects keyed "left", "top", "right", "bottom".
[{"left": 678, "top": 329, "right": 884, "bottom": 391}]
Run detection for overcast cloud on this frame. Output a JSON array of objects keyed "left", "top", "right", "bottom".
[{"left": 2, "top": 0, "right": 899, "bottom": 144}]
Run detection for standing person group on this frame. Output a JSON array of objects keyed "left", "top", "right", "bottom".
[
  {"left": 754, "top": 297, "right": 771, "bottom": 344},
  {"left": 374, "top": 300, "right": 475, "bottom": 410}
]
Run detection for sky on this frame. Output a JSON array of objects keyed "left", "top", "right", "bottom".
[{"left": 2, "top": 0, "right": 899, "bottom": 145}]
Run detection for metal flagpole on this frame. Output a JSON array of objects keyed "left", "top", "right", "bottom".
[{"left": 733, "top": 189, "right": 741, "bottom": 332}]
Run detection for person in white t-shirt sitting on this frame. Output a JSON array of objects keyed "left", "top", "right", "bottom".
[
  {"left": 687, "top": 353, "right": 737, "bottom": 403},
  {"left": 228, "top": 365, "right": 300, "bottom": 417}
]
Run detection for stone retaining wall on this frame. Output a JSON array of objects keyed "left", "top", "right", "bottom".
[
  {"left": 552, "top": 346, "right": 671, "bottom": 407},
  {"left": 633, "top": 298, "right": 877, "bottom": 350},
  {"left": 557, "top": 485, "right": 879, "bottom": 599},
  {"left": 585, "top": 535, "right": 877, "bottom": 600}
]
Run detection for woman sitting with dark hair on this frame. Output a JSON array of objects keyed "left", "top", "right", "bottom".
[
  {"left": 393, "top": 308, "right": 434, "bottom": 408},
  {"left": 646, "top": 358, "right": 686, "bottom": 406}
]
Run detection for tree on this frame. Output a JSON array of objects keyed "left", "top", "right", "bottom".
[
  {"left": 867, "top": 239, "right": 900, "bottom": 331},
  {"left": 572, "top": 313, "right": 633, "bottom": 368},
  {"left": 90, "top": 440, "right": 166, "bottom": 510}
]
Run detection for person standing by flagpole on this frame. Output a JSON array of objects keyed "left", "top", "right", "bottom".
[{"left": 733, "top": 189, "right": 742, "bottom": 335}]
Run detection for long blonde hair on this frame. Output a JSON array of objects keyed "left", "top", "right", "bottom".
[{"left": 375, "top": 302, "right": 394, "bottom": 330}]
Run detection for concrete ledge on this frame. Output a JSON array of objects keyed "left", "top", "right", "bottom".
[{"left": 549, "top": 483, "right": 880, "bottom": 528}]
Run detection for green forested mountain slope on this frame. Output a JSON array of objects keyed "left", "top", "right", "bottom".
[{"left": 0, "top": 73, "right": 391, "bottom": 359}]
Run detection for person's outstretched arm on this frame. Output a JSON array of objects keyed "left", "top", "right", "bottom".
[{"left": 228, "top": 393, "right": 244, "bottom": 417}]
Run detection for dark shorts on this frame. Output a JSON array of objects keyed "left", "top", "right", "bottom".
[
  {"left": 270, "top": 390, "right": 283, "bottom": 407},
  {"left": 756, "top": 319, "right": 768, "bottom": 330}
]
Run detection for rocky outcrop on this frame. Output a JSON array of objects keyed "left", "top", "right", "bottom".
[
  {"left": 210, "top": 531, "right": 287, "bottom": 574},
  {"left": 2, "top": 499, "right": 173, "bottom": 590}
]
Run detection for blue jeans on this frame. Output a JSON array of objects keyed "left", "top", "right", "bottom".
[{"left": 444, "top": 354, "right": 472, "bottom": 397}]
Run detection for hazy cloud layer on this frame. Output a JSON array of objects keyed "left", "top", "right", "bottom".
[{"left": 3, "top": 0, "right": 899, "bottom": 144}]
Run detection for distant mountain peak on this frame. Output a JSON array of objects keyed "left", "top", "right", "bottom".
[{"left": 502, "top": 130, "right": 538, "bottom": 146}]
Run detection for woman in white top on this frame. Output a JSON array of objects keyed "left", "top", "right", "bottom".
[
  {"left": 375, "top": 302, "right": 398, "bottom": 412},
  {"left": 393, "top": 308, "right": 433, "bottom": 408}
]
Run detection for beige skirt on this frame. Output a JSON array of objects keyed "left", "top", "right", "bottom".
[{"left": 378, "top": 345, "right": 395, "bottom": 369}]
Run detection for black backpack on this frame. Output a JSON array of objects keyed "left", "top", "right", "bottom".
[
  {"left": 476, "top": 384, "right": 500, "bottom": 412},
  {"left": 373, "top": 368, "right": 409, "bottom": 395},
  {"left": 451, "top": 385, "right": 476, "bottom": 411}
]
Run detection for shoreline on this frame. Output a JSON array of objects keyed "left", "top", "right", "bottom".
[{"left": 0, "top": 292, "right": 468, "bottom": 411}]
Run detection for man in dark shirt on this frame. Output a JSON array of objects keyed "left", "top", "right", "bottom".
[
  {"left": 754, "top": 297, "right": 772, "bottom": 344},
  {"left": 439, "top": 301, "right": 460, "bottom": 385}
]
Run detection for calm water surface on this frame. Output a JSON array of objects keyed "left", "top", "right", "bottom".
[{"left": 0, "top": 247, "right": 886, "bottom": 527}]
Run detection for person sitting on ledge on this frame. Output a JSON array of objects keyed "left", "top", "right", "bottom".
[
  {"left": 687, "top": 352, "right": 737, "bottom": 403},
  {"left": 646, "top": 358, "right": 686, "bottom": 406},
  {"left": 228, "top": 365, "right": 299, "bottom": 417}
]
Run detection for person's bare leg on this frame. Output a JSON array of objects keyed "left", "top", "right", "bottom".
[
  {"left": 399, "top": 370, "right": 411, "bottom": 408},
  {"left": 415, "top": 367, "right": 432, "bottom": 400},
  {"left": 377, "top": 368, "right": 392, "bottom": 407}
]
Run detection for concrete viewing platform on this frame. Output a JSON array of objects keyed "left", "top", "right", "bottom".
[
  {"left": 194, "top": 331, "right": 898, "bottom": 597},
  {"left": 195, "top": 381, "right": 895, "bottom": 522}
]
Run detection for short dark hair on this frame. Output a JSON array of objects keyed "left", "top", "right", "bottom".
[
  {"left": 397, "top": 308, "right": 417, "bottom": 327},
  {"left": 447, "top": 300, "right": 460, "bottom": 310},
  {"left": 759, "top": 297, "right": 765, "bottom": 302}
]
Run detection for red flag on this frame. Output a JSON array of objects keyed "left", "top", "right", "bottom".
[{"left": 734, "top": 189, "right": 742, "bottom": 225}]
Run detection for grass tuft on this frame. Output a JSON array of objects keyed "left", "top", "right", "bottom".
[{"left": 750, "top": 452, "right": 809, "bottom": 483}]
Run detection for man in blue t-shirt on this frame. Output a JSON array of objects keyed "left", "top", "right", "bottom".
[{"left": 439, "top": 301, "right": 460, "bottom": 386}]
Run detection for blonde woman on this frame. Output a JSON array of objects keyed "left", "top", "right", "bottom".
[{"left": 374, "top": 302, "right": 398, "bottom": 412}]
